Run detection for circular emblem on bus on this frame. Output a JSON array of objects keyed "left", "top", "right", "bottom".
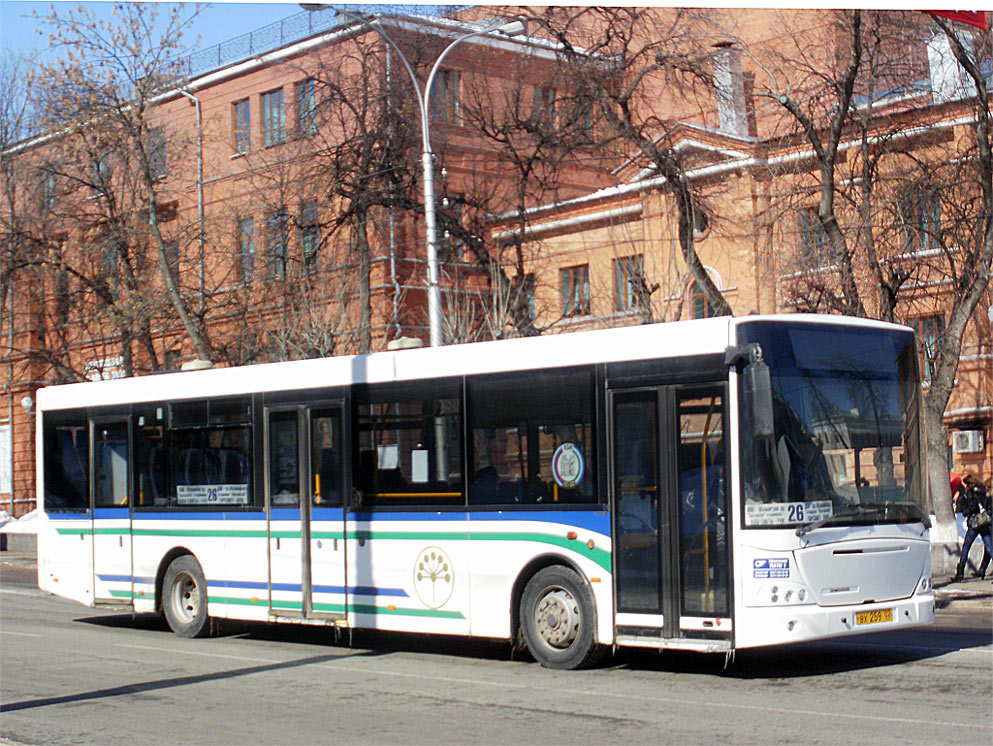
[
  {"left": 413, "top": 546, "right": 454, "bottom": 609},
  {"left": 552, "top": 443, "right": 585, "bottom": 489}
]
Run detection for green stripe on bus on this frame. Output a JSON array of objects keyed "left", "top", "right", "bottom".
[
  {"left": 60, "top": 527, "right": 611, "bottom": 571},
  {"left": 347, "top": 530, "right": 612, "bottom": 572}
]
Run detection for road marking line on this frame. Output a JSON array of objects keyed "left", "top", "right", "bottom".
[
  {"left": 0, "top": 630, "right": 42, "bottom": 637},
  {"left": 117, "top": 643, "right": 280, "bottom": 664},
  {"left": 0, "top": 588, "right": 41, "bottom": 597}
]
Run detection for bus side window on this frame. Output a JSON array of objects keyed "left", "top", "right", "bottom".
[
  {"left": 42, "top": 411, "right": 89, "bottom": 511},
  {"left": 467, "top": 366, "right": 597, "bottom": 507},
  {"left": 353, "top": 380, "right": 463, "bottom": 508}
]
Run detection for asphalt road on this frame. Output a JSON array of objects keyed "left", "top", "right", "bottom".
[{"left": 2, "top": 561, "right": 991, "bottom": 746}]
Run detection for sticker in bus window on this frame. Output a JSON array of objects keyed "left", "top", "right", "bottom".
[
  {"left": 177, "top": 484, "right": 249, "bottom": 505},
  {"left": 377, "top": 444, "right": 398, "bottom": 470},
  {"left": 412, "top": 450, "right": 429, "bottom": 484},
  {"left": 745, "top": 500, "right": 832, "bottom": 526},
  {"left": 552, "top": 443, "right": 585, "bottom": 489}
]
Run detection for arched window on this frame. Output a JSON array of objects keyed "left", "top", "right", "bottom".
[{"left": 690, "top": 281, "right": 720, "bottom": 319}]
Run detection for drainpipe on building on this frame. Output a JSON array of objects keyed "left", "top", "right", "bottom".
[
  {"left": 386, "top": 46, "right": 402, "bottom": 341},
  {"left": 177, "top": 89, "right": 206, "bottom": 315}
]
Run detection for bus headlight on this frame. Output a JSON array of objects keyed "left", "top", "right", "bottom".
[{"left": 917, "top": 575, "right": 932, "bottom": 594}]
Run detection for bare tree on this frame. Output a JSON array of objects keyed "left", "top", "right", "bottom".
[
  {"left": 523, "top": 6, "right": 734, "bottom": 319},
  {"left": 34, "top": 3, "right": 211, "bottom": 364},
  {"left": 765, "top": 11, "right": 993, "bottom": 562}
]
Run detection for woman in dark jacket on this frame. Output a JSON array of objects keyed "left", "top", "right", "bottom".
[{"left": 953, "top": 475, "right": 992, "bottom": 582}]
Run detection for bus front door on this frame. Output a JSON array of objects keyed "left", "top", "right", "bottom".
[
  {"left": 266, "top": 405, "right": 346, "bottom": 620},
  {"left": 610, "top": 384, "right": 731, "bottom": 643},
  {"left": 91, "top": 417, "right": 133, "bottom": 605}
]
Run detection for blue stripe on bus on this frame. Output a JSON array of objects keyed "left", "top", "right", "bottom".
[
  {"left": 269, "top": 509, "right": 300, "bottom": 521},
  {"left": 94, "top": 508, "right": 130, "bottom": 519},
  {"left": 96, "top": 574, "right": 133, "bottom": 583},
  {"left": 48, "top": 512, "right": 90, "bottom": 521},
  {"left": 347, "top": 586, "right": 407, "bottom": 597},
  {"left": 349, "top": 510, "right": 609, "bottom": 534}
]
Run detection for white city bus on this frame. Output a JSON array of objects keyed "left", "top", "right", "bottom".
[{"left": 36, "top": 315, "right": 934, "bottom": 668}]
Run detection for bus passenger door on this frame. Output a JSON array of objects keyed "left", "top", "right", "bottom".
[
  {"left": 610, "top": 384, "right": 731, "bottom": 642},
  {"left": 266, "top": 405, "right": 346, "bottom": 619},
  {"left": 91, "top": 418, "right": 133, "bottom": 605}
]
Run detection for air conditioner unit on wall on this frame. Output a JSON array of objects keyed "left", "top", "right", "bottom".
[{"left": 952, "top": 430, "right": 984, "bottom": 454}]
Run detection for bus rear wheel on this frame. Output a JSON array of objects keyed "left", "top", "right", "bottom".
[
  {"left": 520, "top": 566, "right": 603, "bottom": 669},
  {"left": 162, "top": 555, "right": 211, "bottom": 638}
]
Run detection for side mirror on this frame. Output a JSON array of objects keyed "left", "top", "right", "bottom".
[{"left": 727, "top": 343, "right": 775, "bottom": 439}]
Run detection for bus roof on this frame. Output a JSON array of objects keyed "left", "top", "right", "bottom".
[{"left": 36, "top": 314, "right": 911, "bottom": 412}]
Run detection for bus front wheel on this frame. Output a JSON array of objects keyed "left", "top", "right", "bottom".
[
  {"left": 520, "top": 566, "right": 603, "bottom": 669},
  {"left": 162, "top": 555, "right": 211, "bottom": 638}
]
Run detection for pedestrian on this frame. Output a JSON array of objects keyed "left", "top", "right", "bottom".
[{"left": 952, "top": 474, "right": 992, "bottom": 582}]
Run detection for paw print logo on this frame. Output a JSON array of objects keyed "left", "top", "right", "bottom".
[{"left": 413, "top": 546, "right": 454, "bottom": 609}]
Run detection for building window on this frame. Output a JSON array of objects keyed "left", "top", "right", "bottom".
[
  {"left": 902, "top": 186, "right": 941, "bottom": 253},
  {"left": 690, "top": 281, "right": 720, "bottom": 319},
  {"left": 238, "top": 217, "right": 255, "bottom": 284},
  {"left": 262, "top": 88, "right": 285, "bottom": 147},
  {"left": 91, "top": 153, "right": 111, "bottom": 196},
  {"left": 614, "top": 255, "right": 645, "bottom": 312},
  {"left": 910, "top": 315, "right": 944, "bottom": 383},
  {"left": 797, "top": 207, "right": 827, "bottom": 266},
  {"left": 163, "top": 239, "right": 180, "bottom": 274},
  {"left": 296, "top": 78, "right": 316, "bottom": 136},
  {"left": 233, "top": 99, "right": 251, "bottom": 153},
  {"left": 533, "top": 85, "right": 556, "bottom": 128},
  {"left": 147, "top": 126, "right": 166, "bottom": 180},
  {"left": 300, "top": 202, "right": 319, "bottom": 270},
  {"left": 560, "top": 264, "right": 590, "bottom": 318},
  {"left": 41, "top": 168, "right": 57, "bottom": 212},
  {"left": 267, "top": 208, "right": 289, "bottom": 279},
  {"left": 430, "top": 69, "right": 460, "bottom": 125}
]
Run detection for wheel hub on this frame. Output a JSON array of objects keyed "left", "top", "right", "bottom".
[
  {"left": 171, "top": 571, "right": 199, "bottom": 624},
  {"left": 535, "top": 589, "right": 580, "bottom": 649}
]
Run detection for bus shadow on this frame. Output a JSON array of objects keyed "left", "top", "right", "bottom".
[
  {"left": 608, "top": 629, "right": 991, "bottom": 679},
  {"left": 76, "top": 612, "right": 515, "bottom": 663}
]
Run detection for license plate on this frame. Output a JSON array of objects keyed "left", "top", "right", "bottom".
[{"left": 855, "top": 608, "right": 894, "bottom": 626}]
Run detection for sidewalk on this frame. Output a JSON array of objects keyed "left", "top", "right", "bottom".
[
  {"left": 933, "top": 573, "right": 993, "bottom": 609},
  {"left": 4, "top": 548, "right": 990, "bottom": 609}
]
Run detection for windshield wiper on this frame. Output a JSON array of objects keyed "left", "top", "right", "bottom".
[
  {"left": 861, "top": 502, "right": 931, "bottom": 529},
  {"left": 795, "top": 502, "right": 930, "bottom": 537},
  {"left": 795, "top": 508, "right": 874, "bottom": 537}
]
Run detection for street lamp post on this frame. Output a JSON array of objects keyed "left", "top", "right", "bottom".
[{"left": 301, "top": 5, "right": 525, "bottom": 347}]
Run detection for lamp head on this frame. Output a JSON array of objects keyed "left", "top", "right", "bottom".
[{"left": 495, "top": 19, "right": 526, "bottom": 37}]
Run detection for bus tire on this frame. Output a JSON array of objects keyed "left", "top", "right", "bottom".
[
  {"left": 519, "top": 565, "right": 604, "bottom": 669},
  {"left": 162, "top": 555, "right": 211, "bottom": 638}
]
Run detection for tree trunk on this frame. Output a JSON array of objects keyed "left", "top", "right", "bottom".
[
  {"left": 925, "top": 400, "right": 959, "bottom": 574},
  {"left": 353, "top": 211, "right": 372, "bottom": 354}
]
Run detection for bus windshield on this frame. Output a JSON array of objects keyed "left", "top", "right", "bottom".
[{"left": 738, "top": 321, "right": 927, "bottom": 530}]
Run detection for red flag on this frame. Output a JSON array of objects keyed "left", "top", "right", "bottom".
[{"left": 928, "top": 11, "right": 989, "bottom": 30}]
